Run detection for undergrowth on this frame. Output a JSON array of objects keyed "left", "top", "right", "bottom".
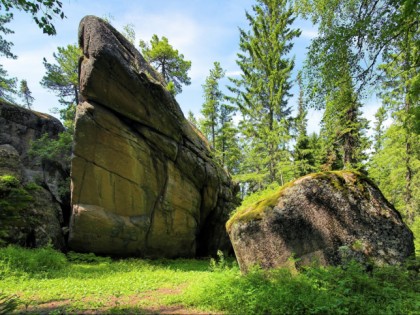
[{"left": 0, "top": 246, "right": 418, "bottom": 314}]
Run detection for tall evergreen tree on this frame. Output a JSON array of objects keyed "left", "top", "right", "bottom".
[
  {"left": 230, "top": 0, "right": 300, "bottom": 186},
  {"left": 200, "top": 62, "right": 240, "bottom": 173},
  {"left": 216, "top": 101, "right": 241, "bottom": 174},
  {"left": 293, "top": 73, "right": 315, "bottom": 176},
  {"left": 19, "top": 79, "right": 34, "bottom": 110},
  {"left": 201, "top": 62, "right": 225, "bottom": 148},
  {"left": 307, "top": 46, "right": 369, "bottom": 171}
]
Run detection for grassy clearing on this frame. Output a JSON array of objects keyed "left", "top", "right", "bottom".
[{"left": 0, "top": 246, "right": 419, "bottom": 314}]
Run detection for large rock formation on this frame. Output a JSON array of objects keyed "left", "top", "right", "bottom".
[
  {"left": 0, "top": 101, "right": 68, "bottom": 249},
  {"left": 69, "top": 16, "right": 238, "bottom": 257},
  {"left": 227, "top": 171, "right": 414, "bottom": 273}
]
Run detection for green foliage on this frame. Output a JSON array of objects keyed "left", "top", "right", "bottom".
[
  {"left": 121, "top": 23, "right": 135, "bottom": 44},
  {"left": 67, "top": 251, "right": 111, "bottom": 264},
  {"left": 199, "top": 61, "right": 240, "bottom": 173},
  {"left": 0, "top": 14, "right": 17, "bottom": 103},
  {"left": 201, "top": 61, "right": 226, "bottom": 148},
  {"left": 139, "top": 35, "right": 191, "bottom": 95},
  {"left": 0, "top": 292, "right": 18, "bottom": 314},
  {"left": 178, "top": 261, "right": 419, "bottom": 315},
  {"left": 230, "top": 0, "right": 300, "bottom": 186},
  {"left": 0, "top": 174, "right": 32, "bottom": 223},
  {"left": 0, "top": 245, "right": 67, "bottom": 278},
  {"left": 293, "top": 73, "right": 316, "bottom": 176},
  {"left": 29, "top": 131, "right": 72, "bottom": 165},
  {"left": 296, "top": 0, "right": 420, "bottom": 98},
  {"left": 18, "top": 79, "right": 34, "bottom": 110},
  {"left": 0, "top": 0, "right": 66, "bottom": 35},
  {"left": 41, "top": 44, "right": 81, "bottom": 128},
  {"left": 0, "top": 246, "right": 417, "bottom": 314},
  {"left": 369, "top": 122, "right": 420, "bottom": 224}
]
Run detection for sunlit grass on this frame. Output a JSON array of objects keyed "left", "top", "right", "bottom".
[{"left": 0, "top": 246, "right": 418, "bottom": 314}]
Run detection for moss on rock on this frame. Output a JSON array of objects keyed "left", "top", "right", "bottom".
[
  {"left": 227, "top": 170, "right": 414, "bottom": 273},
  {"left": 227, "top": 170, "right": 373, "bottom": 232}
]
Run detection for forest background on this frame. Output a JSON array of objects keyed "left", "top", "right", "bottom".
[{"left": 0, "top": 0, "right": 419, "bottom": 247}]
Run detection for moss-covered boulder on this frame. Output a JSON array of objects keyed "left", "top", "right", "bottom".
[
  {"left": 227, "top": 171, "right": 414, "bottom": 273},
  {"left": 0, "top": 174, "right": 64, "bottom": 248},
  {"left": 0, "top": 102, "right": 68, "bottom": 250}
]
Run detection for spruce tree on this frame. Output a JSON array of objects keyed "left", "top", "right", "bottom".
[
  {"left": 201, "top": 62, "right": 225, "bottom": 148},
  {"left": 230, "top": 0, "right": 300, "bottom": 186},
  {"left": 293, "top": 74, "right": 315, "bottom": 176},
  {"left": 200, "top": 62, "right": 240, "bottom": 174}
]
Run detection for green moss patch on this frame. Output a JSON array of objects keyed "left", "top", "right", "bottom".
[{"left": 227, "top": 170, "right": 366, "bottom": 231}]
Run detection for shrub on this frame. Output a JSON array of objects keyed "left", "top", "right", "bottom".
[
  {"left": 66, "top": 251, "right": 111, "bottom": 264},
  {"left": 179, "top": 260, "right": 419, "bottom": 314},
  {"left": 0, "top": 245, "right": 68, "bottom": 278}
]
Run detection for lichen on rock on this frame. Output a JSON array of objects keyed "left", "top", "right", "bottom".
[{"left": 227, "top": 171, "right": 414, "bottom": 273}]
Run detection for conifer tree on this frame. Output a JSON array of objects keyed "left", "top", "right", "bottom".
[
  {"left": 41, "top": 44, "right": 81, "bottom": 129},
  {"left": 139, "top": 35, "right": 191, "bottom": 95},
  {"left": 230, "top": 0, "right": 300, "bottom": 186},
  {"left": 201, "top": 62, "right": 225, "bottom": 148},
  {"left": 372, "top": 106, "right": 387, "bottom": 154},
  {"left": 293, "top": 73, "right": 315, "bottom": 176},
  {"left": 19, "top": 79, "right": 34, "bottom": 110},
  {"left": 200, "top": 62, "right": 240, "bottom": 173},
  {"left": 376, "top": 20, "right": 420, "bottom": 224}
]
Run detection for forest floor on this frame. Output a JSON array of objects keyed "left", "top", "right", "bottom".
[{"left": 0, "top": 246, "right": 418, "bottom": 314}]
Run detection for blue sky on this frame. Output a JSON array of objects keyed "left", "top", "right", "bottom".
[{"left": 1, "top": 0, "right": 381, "bottom": 133}]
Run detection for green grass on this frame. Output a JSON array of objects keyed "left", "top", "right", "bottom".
[{"left": 0, "top": 246, "right": 419, "bottom": 314}]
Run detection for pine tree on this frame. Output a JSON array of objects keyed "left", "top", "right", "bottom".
[
  {"left": 18, "top": 79, "right": 34, "bottom": 110},
  {"left": 41, "top": 44, "right": 81, "bottom": 129},
  {"left": 139, "top": 35, "right": 191, "bottom": 95},
  {"left": 230, "top": 0, "right": 300, "bottom": 186}
]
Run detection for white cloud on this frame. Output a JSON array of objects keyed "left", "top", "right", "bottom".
[
  {"left": 225, "top": 70, "right": 242, "bottom": 77},
  {"left": 1, "top": 45, "right": 62, "bottom": 117},
  {"left": 301, "top": 28, "right": 318, "bottom": 39}
]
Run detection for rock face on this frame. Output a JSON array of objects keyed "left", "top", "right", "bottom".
[
  {"left": 0, "top": 102, "right": 68, "bottom": 249},
  {"left": 227, "top": 171, "right": 414, "bottom": 273},
  {"left": 69, "top": 16, "right": 237, "bottom": 257}
]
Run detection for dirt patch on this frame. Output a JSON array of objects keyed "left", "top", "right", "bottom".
[{"left": 19, "top": 287, "right": 222, "bottom": 314}]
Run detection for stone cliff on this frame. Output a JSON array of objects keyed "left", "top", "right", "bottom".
[
  {"left": 0, "top": 101, "right": 68, "bottom": 249},
  {"left": 69, "top": 16, "right": 238, "bottom": 257},
  {"left": 227, "top": 171, "right": 414, "bottom": 273}
]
